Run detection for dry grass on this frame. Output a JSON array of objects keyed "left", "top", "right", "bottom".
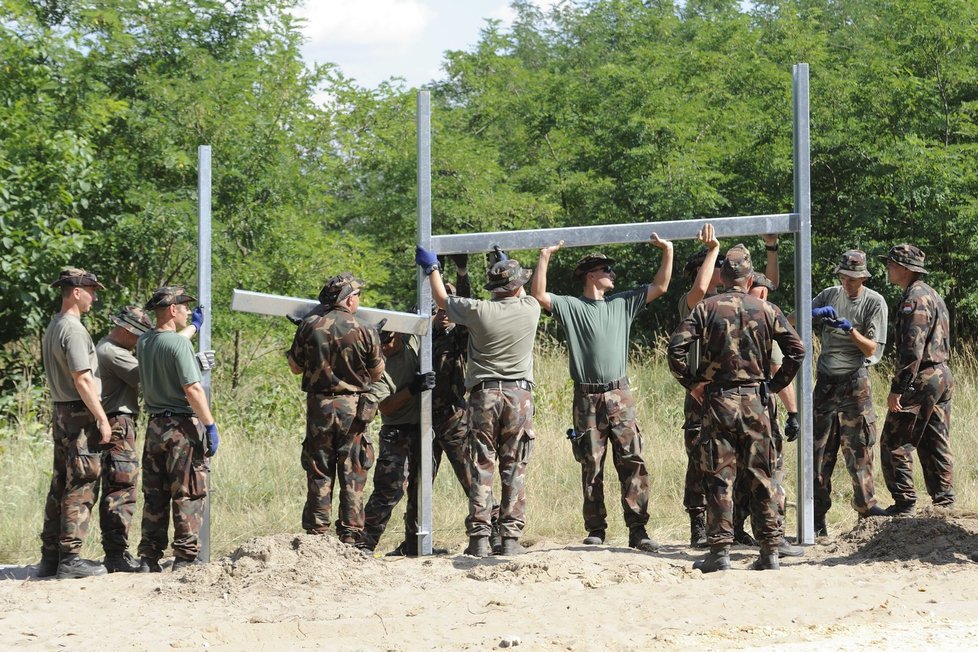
[{"left": 3, "top": 341, "right": 978, "bottom": 563}]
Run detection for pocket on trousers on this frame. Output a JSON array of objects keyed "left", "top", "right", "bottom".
[
  {"left": 358, "top": 434, "right": 375, "bottom": 471},
  {"left": 518, "top": 430, "right": 535, "bottom": 464},
  {"left": 300, "top": 438, "right": 311, "bottom": 472},
  {"left": 108, "top": 451, "right": 139, "bottom": 487},
  {"left": 570, "top": 430, "right": 589, "bottom": 464},
  {"left": 356, "top": 395, "right": 379, "bottom": 423},
  {"left": 187, "top": 459, "right": 209, "bottom": 500},
  {"left": 69, "top": 431, "right": 101, "bottom": 483},
  {"left": 861, "top": 415, "right": 878, "bottom": 448}
]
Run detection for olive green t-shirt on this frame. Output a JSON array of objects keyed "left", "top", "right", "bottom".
[
  {"left": 813, "top": 285, "right": 888, "bottom": 376},
  {"left": 547, "top": 288, "right": 648, "bottom": 384},
  {"left": 136, "top": 330, "right": 201, "bottom": 414},
  {"left": 445, "top": 295, "right": 540, "bottom": 389},
  {"left": 97, "top": 337, "right": 140, "bottom": 415},
  {"left": 371, "top": 335, "right": 421, "bottom": 426},
  {"left": 42, "top": 313, "right": 100, "bottom": 402}
]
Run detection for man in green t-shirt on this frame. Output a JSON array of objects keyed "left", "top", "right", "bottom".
[
  {"left": 38, "top": 267, "right": 113, "bottom": 579},
  {"left": 530, "top": 234, "right": 673, "bottom": 552},
  {"left": 136, "top": 286, "right": 219, "bottom": 572}
]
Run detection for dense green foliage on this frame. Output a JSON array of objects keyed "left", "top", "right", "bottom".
[{"left": 3, "top": 0, "right": 978, "bottom": 414}]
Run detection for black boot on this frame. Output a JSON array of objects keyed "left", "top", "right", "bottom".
[
  {"left": 464, "top": 536, "right": 489, "bottom": 558},
  {"left": 499, "top": 538, "right": 525, "bottom": 556},
  {"left": 778, "top": 540, "right": 805, "bottom": 557},
  {"left": 884, "top": 501, "right": 915, "bottom": 516},
  {"left": 733, "top": 521, "right": 758, "bottom": 547},
  {"left": 689, "top": 513, "right": 708, "bottom": 549},
  {"left": 693, "top": 545, "right": 731, "bottom": 573},
  {"left": 860, "top": 504, "right": 890, "bottom": 518},
  {"left": 172, "top": 557, "right": 203, "bottom": 572},
  {"left": 628, "top": 526, "right": 660, "bottom": 553},
  {"left": 489, "top": 518, "right": 503, "bottom": 555},
  {"left": 104, "top": 551, "right": 145, "bottom": 573},
  {"left": 35, "top": 550, "right": 59, "bottom": 578},
  {"left": 750, "top": 548, "right": 780, "bottom": 570},
  {"left": 56, "top": 553, "right": 107, "bottom": 579},
  {"left": 140, "top": 557, "right": 162, "bottom": 573},
  {"left": 814, "top": 514, "right": 828, "bottom": 537},
  {"left": 582, "top": 530, "right": 605, "bottom": 545}
]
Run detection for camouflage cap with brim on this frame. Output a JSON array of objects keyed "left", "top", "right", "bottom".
[
  {"left": 318, "top": 272, "right": 365, "bottom": 305},
  {"left": 878, "top": 244, "right": 928, "bottom": 274},
  {"left": 751, "top": 272, "right": 776, "bottom": 291},
  {"left": 683, "top": 248, "right": 723, "bottom": 278},
  {"left": 50, "top": 267, "right": 105, "bottom": 290},
  {"left": 145, "top": 286, "right": 197, "bottom": 310},
  {"left": 484, "top": 259, "right": 532, "bottom": 292},
  {"left": 573, "top": 252, "right": 615, "bottom": 279},
  {"left": 721, "top": 244, "right": 753, "bottom": 280},
  {"left": 111, "top": 305, "right": 153, "bottom": 335},
  {"left": 835, "top": 249, "right": 871, "bottom": 279}
]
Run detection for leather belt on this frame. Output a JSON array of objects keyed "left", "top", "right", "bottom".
[
  {"left": 575, "top": 377, "right": 628, "bottom": 394},
  {"left": 148, "top": 411, "right": 195, "bottom": 420},
  {"left": 472, "top": 379, "right": 533, "bottom": 392}
]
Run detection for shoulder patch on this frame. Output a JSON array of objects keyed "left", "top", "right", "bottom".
[{"left": 899, "top": 301, "right": 914, "bottom": 315}]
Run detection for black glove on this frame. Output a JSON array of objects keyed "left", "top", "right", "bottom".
[
  {"left": 451, "top": 253, "right": 469, "bottom": 269},
  {"left": 408, "top": 371, "right": 436, "bottom": 395},
  {"left": 286, "top": 312, "right": 303, "bottom": 325},
  {"left": 488, "top": 245, "right": 509, "bottom": 266},
  {"left": 784, "top": 412, "right": 800, "bottom": 442},
  {"left": 373, "top": 318, "right": 388, "bottom": 338}
]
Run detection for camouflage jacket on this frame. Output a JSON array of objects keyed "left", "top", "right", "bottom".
[
  {"left": 432, "top": 272, "right": 470, "bottom": 419},
  {"left": 890, "top": 279, "right": 950, "bottom": 395},
  {"left": 668, "top": 288, "right": 805, "bottom": 394},
  {"left": 288, "top": 306, "right": 384, "bottom": 394}
]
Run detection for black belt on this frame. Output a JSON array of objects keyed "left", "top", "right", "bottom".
[
  {"left": 106, "top": 411, "right": 135, "bottom": 420},
  {"left": 148, "top": 411, "right": 195, "bottom": 420},
  {"left": 313, "top": 390, "right": 359, "bottom": 397},
  {"left": 53, "top": 400, "right": 86, "bottom": 407},
  {"left": 575, "top": 377, "right": 628, "bottom": 394},
  {"left": 709, "top": 382, "right": 761, "bottom": 394},
  {"left": 472, "top": 379, "right": 533, "bottom": 392}
]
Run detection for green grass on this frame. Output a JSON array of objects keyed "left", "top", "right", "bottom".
[{"left": 3, "top": 340, "right": 977, "bottom": 563}]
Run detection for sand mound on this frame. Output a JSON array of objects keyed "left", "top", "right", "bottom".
[{"left": 819, "top": 507, "right": 978, "bottom": 564}]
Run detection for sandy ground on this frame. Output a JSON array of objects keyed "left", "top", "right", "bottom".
[{"left": 4, "top": 507, "right": 978, "bottom": 651}]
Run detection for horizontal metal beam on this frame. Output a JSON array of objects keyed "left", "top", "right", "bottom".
[
  {"left": 231, "top": 289, "right": 429, "bottom": 335},
  {"left": 430, "top": 213, "right": 798, "bottom": 254}
]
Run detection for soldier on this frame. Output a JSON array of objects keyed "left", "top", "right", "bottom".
[
  {"left": 415, "top": 246, "right": 541, "bottom": 557},
  {"left": 804, "top": 250, "right": 891, "bottom": 535},
  {"left": 668, "top": 245, "right": 804, "bottom": 572},
  {"left": 37, "top": 268, "right": 113, "bottom": 579},
  {"left": 879, "top": 244, "right": 954, "bottom": 515},
  {"left": 530, "top": 233, "right": 673, "bottom": 553},
  {"left": 136, "top": 287, "right": 219, "bottom": 571},
  {"left": 287, "top": 273, "right": 385, "bottom": 544}
]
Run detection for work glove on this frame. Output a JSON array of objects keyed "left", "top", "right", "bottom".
[
  {"left": 827, "top": 317, "right": 853, "bottom": 332},
  {"left": 373, "top": 318, "right": 388, "bottom": 338},
  {"left": 488, "top": 245, "right": 509, "bottom": 265},
  {"left": 204, "top": 423, "right": 220, "bottom": 457},
  {"left": 408, "top": 371, "right": 436, "bottom": 395},
  {"left": 811, "top": 306, "right": 837, "bottom": 320},
  {"left": 191, "top": 306, "right": 205, "bottom": 331},
  {"left": 784, "top": 412, "right": 800, "bottom": 443},
  {"left": 195, "top": 350, "right": 216, "bottom": 372},
  {"left": 286, "top": 313, "right": 303, "bottom": 325},
  {"left": 415, "top": 246, "right": 440, "bottom": 275}
]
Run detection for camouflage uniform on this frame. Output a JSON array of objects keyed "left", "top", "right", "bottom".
[
  {"left": 880, "top": 245, "right": 954, "bottom": 510},
  {"left": 668, "top": 246, "right": 804, "bottom": 553},
  {"left": 289, "top": 274, "right": 384, "bottom": 543}
]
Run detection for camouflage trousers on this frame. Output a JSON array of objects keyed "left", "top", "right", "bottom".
[
  {"left": 99, "top": 414, "right": 140, "bottom": 554},
  {"left": 467, "top": 385, "right": 535, "bottom": 540},
  {"left": 813, "top": 368, "right": 879, "bottom": 518},
  {"left": 571, "top": 384, "right": 650, "bottom": 533},
  {"left": 137, "top": 415, "right": 209, "bottom": 562},
  {"left": 41, "top": 402, "right": 103, "bottom": 555},
  {"left": 433, "top": 408, "right": 475, "bottom": 497},
  {"left": 682, "top": 394, "right": 708, "bottom": 516},
  {"left": 699, "top": 386, "right": 781, "bottom": 550},
  {"left": 301, "top": 393, "right": 374, "bottom": 542},
  {"left": 881, "top": 363, "right": 955, "bottom": 508}
]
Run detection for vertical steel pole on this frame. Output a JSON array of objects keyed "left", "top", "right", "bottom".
[
  {"left": 416, "top": 92, "right": 434, "bottom": 556},
  {"left": 792, "top": 65, "right": 815, "bottom": 545},
  {"left": 198, "top": 145, "right": 213, "bottom": 562}
]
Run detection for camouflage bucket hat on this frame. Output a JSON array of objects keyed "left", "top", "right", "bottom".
[
  {"left": 573, "top": 252, "right": 615, "bottom": 279},
  {"left": 484, "top": 259, "right": 532, "bottom": 292},
  {"left": 751, "top": 272, "right": 776, "bottom": 291},
  {"left": 145, "top": 286, "right": 197, "bottom": 310},
  {"left": 721, "top": 244, "right": 753, "bottom": 280},
  {"left": 111, "top": 305, "right": 153, "bottom": 335},
  {"left": 318, "top": 272, "right": 365, "bottom": 305},
  {"left": 878, "top": 244, "right": 928, "bottom": 274},
  {"left": 835, "top": 249, "right": 871, "bottom": 279},
  {"left": 683, "top": 248, "right": 723, "bottom": 278},
  {"left": 50, "top": 267, "right": 105, "bottom": 290}
]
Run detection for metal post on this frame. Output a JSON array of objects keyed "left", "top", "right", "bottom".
[
  {"left": 792, "top": 64, "right": 815, "bottom": 545},
  {"left": 416, "top": 92, "right": 434, "bottom": 556},
  {"left": 197, "top": 145, "right": 213, "bottom": 562}
]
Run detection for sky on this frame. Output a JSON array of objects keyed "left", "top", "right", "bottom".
[{"left": 293, "top": 0, "right": 559, "bottom": 89}]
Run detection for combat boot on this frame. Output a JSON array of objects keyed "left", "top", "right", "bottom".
[
  {"left": 35, "top": 550, "right": 59, "bottom": 578},
  {"left": 814, "top": 514, "right": 828, "bottom": 538},
  {"left": 172, "top": 557, "right": 203, "bottom": 572},
  {"left": 139, "top": 557, "right": 162, "bottom": 573},
  {"left": 104, "top": 551, "right": 144, "bottom": 573},
  {"left": 628, "top": 526, "right": 660, "bottom": 553},
  {"left": 582, "top": 530, "right": 605, "bottom": 545},
  {"left": 733, "top": 526, "right": 757, "bottom": 547},
  {"left": 489, "top": 518, "right": 503, "bottom": 555},
  {"left": 56, "top": 554, "right": 107, "bottom": 579},
  {"left": 777, "top": 540, "right": 805, "bottom": 557},
  {"left": 464, "top": 536, "right": 490, "bottom": 558},
  {"left": 884, "top": 501, "right": 915, "bottom": 516},
  {"left": 750, "top": 548, "right": 780, "bottom": 571},
  {"left": 499, "top": 538, "right": 525, "bottom": 556},
  {"left": 692, "top": 545, "right": 730, "bottom": 573},
  {"left": 860, "top": 505, "right": 890, "bottom": 518},
  {"left": 689, "top": 513, "right": 708, "bottom": 549}
]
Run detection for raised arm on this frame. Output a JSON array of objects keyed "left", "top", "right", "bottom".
[
  {"left": 763, "top": 233, "right": 780, "bottom": 290},
  {"left": 531, "top": 241, "right": 563, "bottom": 311},
  {"left": 686, "top": 224, "right": 720, "bottom": 310},
  {"left": 644, "top": 232, "right": 674, "bottom": 303}
]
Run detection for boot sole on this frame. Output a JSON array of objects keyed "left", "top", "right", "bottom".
[{"left": 56, "top": 568, "right": 108, "bottom": 579}]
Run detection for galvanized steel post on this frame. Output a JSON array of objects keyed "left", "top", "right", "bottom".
[
  {"left": 416, "top": 92, "right": 434, "bottom": 556},
  {"left": 197, "top": 145, "right": 212, "bottom": 563}
]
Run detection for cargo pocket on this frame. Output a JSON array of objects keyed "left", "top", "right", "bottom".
[
  {"left": 357, "top": 434, "right": 375, "bottom": 471},
  {"left": 569, "top": 429, "right": 588, "bottom": 464},
  {"left": 68, "top": 430, "right": 101, "bottom": 483},
  {"left": 356, "top": 395, "right": 379, "bottom": 423},
  {"left": 518, "top": 429, "right": 536, "bottom": 464},
  {"left": 861, "top": 414, "right": 878, "bottom": 449},
  {"left": 107, "top": 450, "right": 139, "bottom": 489},
  {"left": 187, "top": 459, "right": 209, "bottom": 500},
  {"left": 300, "top": 437, "right": 311, "bottom": 472}
]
